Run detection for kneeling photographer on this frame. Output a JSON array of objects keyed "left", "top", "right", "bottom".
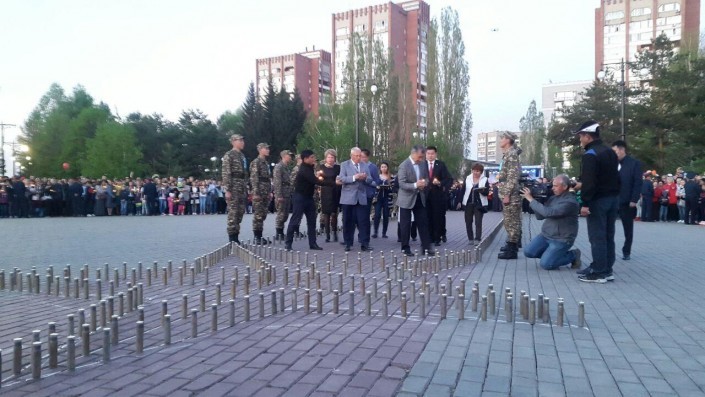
[{"left": 521, "top": 174, "right": 581, "bottom": 270}]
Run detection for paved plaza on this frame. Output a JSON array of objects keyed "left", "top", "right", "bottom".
[{"left": 0, "top": 212, "right": 704, "bottom": 396}]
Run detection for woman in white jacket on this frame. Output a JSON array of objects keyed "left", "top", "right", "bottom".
[{"left": 462, "top": 163, "right": 490, "bottom": 244}]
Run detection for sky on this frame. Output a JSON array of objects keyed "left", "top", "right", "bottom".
[{"left": 1, "top": 0, "right": 703, "bottom": 163}]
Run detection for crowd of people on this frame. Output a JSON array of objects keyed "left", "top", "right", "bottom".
[{"left": 0, "top": 175, "right": 229, "bottom": 218}]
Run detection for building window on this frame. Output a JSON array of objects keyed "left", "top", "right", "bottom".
[
  {"left": 631, "top": 7, "right": 651, "bottom": 17},
  {"left": 336, "top": 27, "right": 348, "bottom": 36},
  {"left": 605, "top": 11, "right": 624, "bottom": 20},
  {"left": 354, "top": 24, "right": 366, "bottom": 33},
  {"left": 658, "top": 3, "right": 680, "bottom": 13},
  {"left": 374, "top": 20, "right": 386, "bottom": 32}
]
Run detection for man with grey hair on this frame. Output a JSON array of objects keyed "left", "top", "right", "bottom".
[
  {"left": 338, "top": 147, "right": 375, "bottom": 251},
  {"left": 520, "top": 174, "right": 581, "bottom": 270},
  {"left": 396, "top": 145, "right": 435, "bottom": 256}
]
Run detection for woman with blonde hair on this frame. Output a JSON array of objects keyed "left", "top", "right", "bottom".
[{"left": 317, "top": 149, "right": 342, "bottom": 242}]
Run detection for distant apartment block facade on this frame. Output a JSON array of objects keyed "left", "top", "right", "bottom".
[
  {"left": 255, "top": 49, "right": 332, "bottom": 116},
  {"left": 595, "top": 0, "right": 700, "bottom": 84},
  {"left": 475, "top": 131, "right": 522, "bottom": 164},
  {"left": 332, "top": 0, "right": 430, "bottom": 132},
  {"left": 541, "top": 81, "right": 592, "bottom": 126}
]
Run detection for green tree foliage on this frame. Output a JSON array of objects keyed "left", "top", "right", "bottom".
[
  {"left": 82, "top": 121, "right": 143, "bottom": 178},
  {"left": 21, "top": 84, "right": 114, "bottom": 177},
  {"left": 236, "top": 81, "right": 306, "bottom": 163},
  {"left": 426, "top": 7, "right": 472, "bottom": 175},
  {"left": 519, "top": 100, "right": 546, "bottom": 166},
  {"left": 296, "top": 101, "right": 356, "bottom": 159}
]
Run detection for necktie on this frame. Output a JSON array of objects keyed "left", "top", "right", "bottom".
[
  {"left": 429, "top": 162, "right": 434, "bottom": 179},
  {"left": 355, "top": 163, "right": 360, "bottom": 173}
]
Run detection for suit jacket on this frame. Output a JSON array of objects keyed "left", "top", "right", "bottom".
[
  {"left": 365, "top": 162, "right": 380, "bottom": 199},
  {"left": 143, "top": 182, "right": 158, "bottom": 199},
  {"left": 426, "top": 159, "right": 452, "bottom": 199},
  {"left": 618, "top": 155, "right": 642, "bottom": 205},
  {"left": 396, "top": 157, "right": 429, "bottom": 209},
  {"left": 338, "top": 159, "right": 374, "bottom": 205}
]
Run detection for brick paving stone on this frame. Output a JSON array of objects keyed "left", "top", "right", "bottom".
[{"left": 6, "top": 212, "right": 705, "bottom": 396}]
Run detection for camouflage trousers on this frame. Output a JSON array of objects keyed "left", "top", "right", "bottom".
[
  {"left": 275, "top": 197, "right": 290, "bottom": 229},
  {"left": 226, "top": 188, "right": 246, "bottom": 235},
  {"left": 503, "top": 200, "right": 522, "bottom": 244},
  {"left": 252, "top": 196, "right": 269, "bottom": 232}
]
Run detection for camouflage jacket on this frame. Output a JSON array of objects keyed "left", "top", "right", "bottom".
[
  {"left": 273, "top": 162, "right": 292, "bottom": 199},
  {"left": 498, "top": 145, "right": 522, "bottom": 198},
  {"left": 249, "top": 156, "right": 271, "bottom": 196},
  {"left": 222, "top": 149, "right": 247, "bottom": 193}
]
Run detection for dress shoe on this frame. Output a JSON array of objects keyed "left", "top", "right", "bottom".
[
  {"left": 402, "top": 249, "right": 414, "bottom": 257},
  {"left": 622, "top": 254, "right": 630, "bottom": 260},
  {"left": 382, "top": 235, "right": 388, "bottom": 238},
  {"left": 361, "top": 246, "right": 374, "bottom": 252},
  {"left": 344, "top": 246, "right": 351, "bottom": 252},
  {"left": 435, "top": 241, "right": 441, "bottom": 247},
  {"left": 425, "top": 250, "right": 436, "bottom": 257},
  {"left": 284, "top": 244, "right": 293, "bottom": 251},
  {"left": 309, "top": 245, "right": 323, "bottom": 250},
  {"left": 372, "top": 234, "right": 378, "bottom": 238},
  {"left": 442, "top": 235, "right": 447, "bottom": 243}
]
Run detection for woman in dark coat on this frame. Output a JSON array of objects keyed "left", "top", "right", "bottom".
[{"left": 317, "top": 149, "right": 342, "bottom": 242}]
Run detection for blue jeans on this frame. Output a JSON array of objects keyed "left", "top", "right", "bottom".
[
  {"left": 373, "top": 196, "right": 390, "bottom": 236},
  {"left": 586, "top": 195, "right": 618, "bottom": 275},
  {"left": 524, "top": 234, "right": 575, "bottom": 270},
  {"left": 159, "top": 198, "right": 167, "bottom": 214},
  {"left": 659, "top": 204, "right": 668, "bottom": 221},
  {"left": 121, "top": 200, "right": 128, "bottom": 215},
  {"left": 200, "top": 198, "right": 207, "bottom": 214}
]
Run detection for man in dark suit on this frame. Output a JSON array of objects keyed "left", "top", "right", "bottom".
[
  {"left": 68, "top": 178, "right": 84, "bottom": 216},
  {"left": 397, "top": 145, "right": 435, "bottom": 256},
  {"left": 142, "top": 177, "right": 158, "bottom": 215},
  {"left": 338, "top": 147, "right": 375, "bottom": 252},
  {"left": 425, "top": 146, "right": 453, "bottom": 245},
  {"left": 640, "top": 172, "right": 654, "bottom": 222},
  {"left": 612, "top": 140, "right": 642, "bottom": 260}
]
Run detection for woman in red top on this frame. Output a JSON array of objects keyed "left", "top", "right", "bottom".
[
  {"left": 664, "top": 176, "right": 678, "bottom": 221},
  {"left": 654, "top": 181, "right": 664, "bottom": 221}
]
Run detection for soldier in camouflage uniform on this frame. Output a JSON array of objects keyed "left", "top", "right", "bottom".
[
  {"left": 496, "top": 131, "right": 523, "bottom": 259},
  {"left": 222, "top": 134, "right": 247, "bottom": 244},
  {"left": 272, "top": 150, "right": 293, "bottom": 240},
  {"left": 250, "top": 143, "right": 272, "bottom": 245},
  {"left": 290, "top": 156, "right": 302, "bottom": 237}
]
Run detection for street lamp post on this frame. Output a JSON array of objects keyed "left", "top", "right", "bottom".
[
  {"left": 354, "top": 79, "right": 378, "bottom": 148},
  {"left": 412, "top": 130, "right": 437, "bottom": 146},
  {"left": 210, "top": 156, "right": 217, "bottom": 179}
]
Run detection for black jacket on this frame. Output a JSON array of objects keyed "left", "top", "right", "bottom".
[
  {"left": 641, "top": 178, "right": 654, "bottom": 199},
  {"left": 142, "top": 182, "right": 157, "bottom": 199},
  {"left": 294, "top": 163, "right": 329, "bottom": 197},
  {"left": 618, "top": 155, "right": 642, "bottom": 205},
  {"left": 427, "top": 159, "right": 453, "bottom": 200},
  {"left": 685, "top": 180, "right": 700, "bottom": 200},
  {"left": 579, "top": 139, "right": 620, "bottom": 207}
]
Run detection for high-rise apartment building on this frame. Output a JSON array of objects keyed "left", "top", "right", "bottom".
[
  {"left": 541, "top": 81, "right": 592, "bottom": 126},
  {"left": 595, "top": 0, "right": 700, "bottom": 83},
  {"left": 331, "top": 0, "right": 430, "bottom": 131},
  {"left": 475, "top": 131, "right": 522, "bottom": 164},
  {"left": 255, "top": 49, "right": 332, "bottom": 116}
]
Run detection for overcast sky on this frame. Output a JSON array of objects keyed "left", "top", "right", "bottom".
[{"left": 1, "top": 0, "right": 703, "bottom": 160}]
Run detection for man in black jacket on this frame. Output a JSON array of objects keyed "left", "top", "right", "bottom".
[
  {"left": 284, "top": 150, "right": 330, "bottom": 251},
  {"left": 612, "top": 140, "right": 642, "bottom": 260},
  {"left": 640, "top": 172, "right": 654, "bottom": 222},
  {"left": 684, "top": 172, "right": 701, "bottom": 225},
  {"left": 574, "top": 121, "right": 620, "bottom": 283},
  {"left": 425, "top": 146, "right": 453, "bottom": 245},
  {"left": 142, "top": 178, "right": 158, "bottom": 216}
]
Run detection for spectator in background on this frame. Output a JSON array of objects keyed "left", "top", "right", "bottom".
[
  {"left": 640, "top": 172, "right": 654, "bottom": 222},
  {"left": 612, "top": 140, "right": 642, "bottom": 260}
]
